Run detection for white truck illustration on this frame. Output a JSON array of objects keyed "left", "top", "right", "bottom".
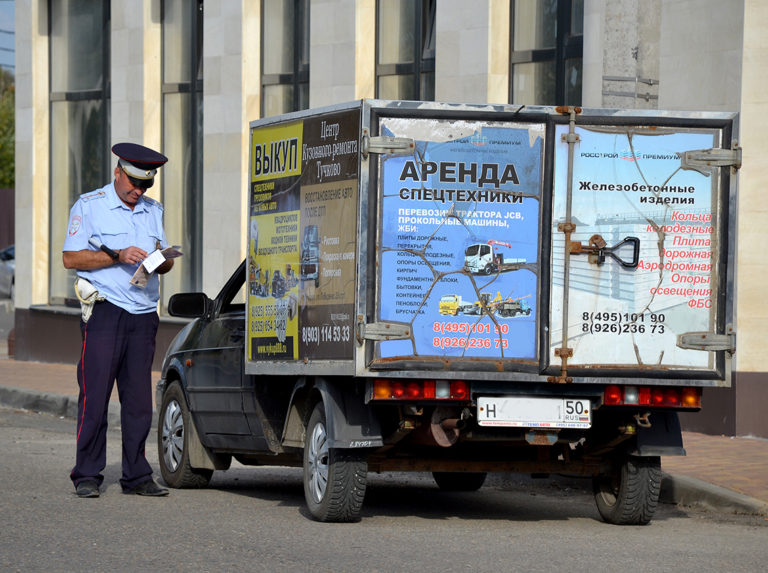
[{"left": 464, "top": 240, "right": 526, "bottom": 275}]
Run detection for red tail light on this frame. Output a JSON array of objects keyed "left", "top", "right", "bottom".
[
  {"left": 663, "top": 388, "right": 680, "bottom": 406},
  {"left": 450, "top": 380, "right": 469, "bottom": 400},
  {"left": 406, "top": 382, "right": 421, "bottom": 399},
  {"left": 604, "top": 385, "right": 700, "bottom": 409},
  {"left": 372, "top": 379, "right": 470, "bottom": 401},
  {"left": 604, "top": 385, "right": 623, "bottom": 405}
]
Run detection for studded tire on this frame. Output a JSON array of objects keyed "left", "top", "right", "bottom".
[
  {"left": 432, "top": 471, "right": 488, "bottom": 492},
  {"left": 303, "top": 402, "right": 368, "bottom": 522},
  {"left": 158, "top": 382, "right": 213, "bottom": 488},
  {"left": 593, "top": 455, "right": 661, "bottom": 525}
]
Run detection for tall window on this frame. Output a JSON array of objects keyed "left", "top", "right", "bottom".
[
  {"left": 261, "top": 0, "right": 310, "bottom": 117},
  {"left": 49, "top": 0, "right": 110, "bottom": 305},
  {"left": 376, "top": 0, "right": 435, "bottom": 100},
  {"left": 161, "top": 0, "right": 204, "bottom": 308},
  {"left": 509, "top": 0, "right": 583, "bottom": 105}
]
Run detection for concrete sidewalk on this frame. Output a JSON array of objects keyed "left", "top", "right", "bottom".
[{"left": 0, "top": 356, "right": 766, "bottom": 516}]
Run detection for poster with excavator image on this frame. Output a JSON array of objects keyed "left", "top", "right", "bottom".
[{"left": 247, "top": 110, "right": 360, "bottom": 363}]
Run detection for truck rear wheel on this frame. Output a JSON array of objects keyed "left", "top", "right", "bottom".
[
  {"left": 303, "top": 402, "right": 368, "bottom": 522},
  {"left": 432, "top": 471, "right": 487, "bottom": 491},
  {"left": 593, "top": 455, "right": 661, "bottom": 525},
  {"left": 158, "top": 382, "right": 214, "bottom": 488}
]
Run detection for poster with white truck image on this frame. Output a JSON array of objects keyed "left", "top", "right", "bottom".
[{"left": 377, "top": 118, "right": 544, "bottom": 361}]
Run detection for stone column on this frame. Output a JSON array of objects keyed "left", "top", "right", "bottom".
[
  {"left": 14, "top": 0, "right": 49, "bottom": 309},
  {"left": 600, "top": 0, "right": 660, "bottom": 110},
  {"left": 201, "top": 0, "right": 261, "bottom": 293},
  {"left": 436, "top": 0, "right": 509, "bottom": 104}
]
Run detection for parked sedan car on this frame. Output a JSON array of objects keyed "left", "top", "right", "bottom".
[{"left": 0, "top": 244, "right": 14, "bottom": 299}]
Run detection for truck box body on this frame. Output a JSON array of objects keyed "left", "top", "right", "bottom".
[
  {"left": 245, "top": 100, "right": 736, "bottom": 385},
  {"left": 158, "top": 100, "right": 738, "bottom": 524}
]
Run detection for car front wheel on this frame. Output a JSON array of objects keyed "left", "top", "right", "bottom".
[{"left": 303, "top": 402, "right": 368, "bottom": 522}]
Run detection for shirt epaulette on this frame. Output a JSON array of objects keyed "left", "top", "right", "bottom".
[
  {"left": 79, "top": 190, "right": 108, "bottom": 203},
  {"left": 141, "top": 196, "right": 163, "bottom": 210}
]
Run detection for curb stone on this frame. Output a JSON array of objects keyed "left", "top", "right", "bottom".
[
  {"left": 0, "top": 386, "right": 122, "bottom": 427},
  {"left": 661, "top": 473, "right": 768, "bottom": 516}
]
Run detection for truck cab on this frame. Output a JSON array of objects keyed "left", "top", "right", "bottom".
[{"left": 464, "top": 243, "right": 495, "bottom": 274}]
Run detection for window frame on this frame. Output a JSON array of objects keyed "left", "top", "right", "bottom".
[
  {"left": 260, "top": 0, "right": 310, "bottom": 116},
  {"left": 160, "top": 0, "right": 204, "bottom": 300},
  {"left": 48, "top": 0, "right": 111, "bottom": 306},
  {"left": 375, "top": 0, "right": 436, "bottom": 101},
  {"left": 508, "top": 0, "right": 583, "bottom": 105}
]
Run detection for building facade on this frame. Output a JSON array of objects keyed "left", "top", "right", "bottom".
[{"left": 13, "top": 0, "right": 768, "bottom": 436}]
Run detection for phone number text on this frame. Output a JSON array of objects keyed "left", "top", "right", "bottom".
[{"left": 580, "top": 312, "right": 666, "bottom": 335}]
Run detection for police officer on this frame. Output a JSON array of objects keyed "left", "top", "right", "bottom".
[{"left": 63, "top": 143, "right": 175, "bottom": 498}]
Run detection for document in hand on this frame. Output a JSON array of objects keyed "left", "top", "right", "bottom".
[{"left": 130, "top": 246, "right": 183, "bottom": 288}]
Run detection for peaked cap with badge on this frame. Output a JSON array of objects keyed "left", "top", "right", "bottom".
[{"left": 112, "top": 143, "right": 168, "bottom": 182}]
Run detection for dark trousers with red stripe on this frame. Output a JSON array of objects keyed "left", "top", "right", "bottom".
[{"left": 70, "top": 301, "right": 159, "bottom": 491}]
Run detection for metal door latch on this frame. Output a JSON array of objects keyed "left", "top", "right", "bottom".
[{"left": 569, "top": 234, "right": 640, "bottom": 268}]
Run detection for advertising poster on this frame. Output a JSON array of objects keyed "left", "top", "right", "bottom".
[
  {"left": 551, "top": 125, "right": 722, "bottom": 369},
  {"left": 377, "top": 118, "right": 545, "bottom": 361},
  {"left": 247, "top": 110, "right": 360, "bottom": 362}
]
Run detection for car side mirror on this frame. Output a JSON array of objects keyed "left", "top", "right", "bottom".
[{"left": 168, "top": 292, "right": 212, "bottom": 319}]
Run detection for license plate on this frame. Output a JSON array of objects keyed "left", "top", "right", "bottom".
[{"left": 477, "top": 397, "right": 591, "bottom": 428}]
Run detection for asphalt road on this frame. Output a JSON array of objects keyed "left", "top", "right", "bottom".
[{"left": 1, "top": 407, "right": 767, "bottom": 573}]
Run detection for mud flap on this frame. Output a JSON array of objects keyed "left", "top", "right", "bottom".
[
  {"left": 187, "top": 411, "right": 232, "bottom": 471},
  {"left": 314, "top": 379, "right": 384, "bottom": 449},
  {"left": 630, "top": 411, "right": 686, "bottom": 457}
]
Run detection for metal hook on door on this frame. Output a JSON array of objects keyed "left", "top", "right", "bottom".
[{"left": 569, "top": 235, "right": 640, "bottom": 269}]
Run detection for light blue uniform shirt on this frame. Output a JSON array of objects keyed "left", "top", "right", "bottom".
[{"left": 63, "top": 181, "right": 169, "bottom": 314}]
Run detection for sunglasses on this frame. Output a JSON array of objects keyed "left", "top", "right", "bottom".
[{"left": 122, "top": 167, "right": 154, "bottom": 190}]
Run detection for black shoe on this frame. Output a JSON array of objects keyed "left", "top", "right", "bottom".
[
  {"left": 123, "top": 479, "right": 169, "bottom": 497},
  {"left": 76, "top": 481, "right": 100, "bottom": 498}
]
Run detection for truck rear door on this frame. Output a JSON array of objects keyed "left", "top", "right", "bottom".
[
  {"left": 548, "top": 111, "right": 738, "bottom": 383},
  {"left": 369, "top": 107, "right": 547, "bottom": 375}
]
